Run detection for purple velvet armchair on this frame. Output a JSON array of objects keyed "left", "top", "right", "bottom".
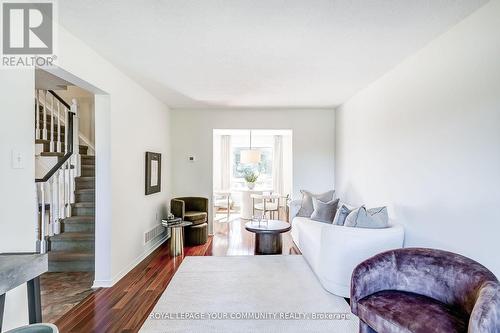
[{"left": 351, "top": 248, "right": 499, "bottom": 333}]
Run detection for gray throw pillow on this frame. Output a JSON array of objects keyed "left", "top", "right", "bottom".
[
  {"left": 344, "top": 206, "right": 389, "bottom": 229},
  {"left": 310, "top": 198, "right": 339, "bottom": 224},
  {"left": 332, "top": 204, "right": 353, "bottom": 226},
  {"left": 297, "top": 190, "right": 335, "bottom": 218}
]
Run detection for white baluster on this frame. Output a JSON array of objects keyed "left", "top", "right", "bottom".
[
  {"left": 42, "top": 90, "right": 48, "bottom": 140},
  {"left": 49, "top": 177, "right": 55, "bottom": 236},
  {"left": 58, "top": 170, "right": 64, "bottom": 221},
  {"left": 50, "top": 94, "right": 54, "bottom": 152},
  {"left": 67, "top": 162, "right": 73, "bottom": 216},
  {"left": 71, "top": 99, "right": 81, "bottom": 177},
  {"left": 57, "top": 101, "right": 61, "bottom": 152},
  {"left": 35, "top": 90, "right": 40, "bottom": 140},
  {"left": 40, "top": 183, "right": 47, "bottom": 253},
  {"left": 53, "top": 172, "right": 61, "bottom": 234},
  {"left": 70, "top": 158, "right": 75, "bottom": 204},
  {"left": 62, "top": 163, "right": 66, "bottom": 218},
  {"left": 64, "top": 106, "right": 69, "bottom": 154}
]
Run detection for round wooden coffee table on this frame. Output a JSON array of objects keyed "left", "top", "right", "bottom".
[{"left": 245, "top": 220, "right": 291, "bottom": 255}]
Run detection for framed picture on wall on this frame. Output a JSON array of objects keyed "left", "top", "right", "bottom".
[{"left": 145, "top": 152, "right": 161, "bottom": 195}]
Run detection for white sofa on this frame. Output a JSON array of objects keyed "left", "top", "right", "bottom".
[{"left": 289, "top": 200, "right": 404, "bottom": 298}]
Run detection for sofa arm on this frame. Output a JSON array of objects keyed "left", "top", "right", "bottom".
[
  {"left": 469, "top": 281, "right": 500, "bottom": 332},
  {"left": 171, "top": 199, "right": 185, "bottom": 219},
  {"left": 289, "top": 199, "right": 301, "bottom": 222},
  {"left": 350, "top": 250, "right": 400, "bottom": 315}
]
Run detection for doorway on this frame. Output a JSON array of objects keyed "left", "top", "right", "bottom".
[
  {"left": 212, "top": 129, "right": 293, "bottom": 222},
  {"left": 35, "top": 69, "right": 96, "bottom": 323}
]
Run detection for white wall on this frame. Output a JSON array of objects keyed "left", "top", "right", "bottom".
[
  {"left": 0, "top": 25, "right": 171, "bottom": 329},
  {"left": 0, "top": 69, "right": 36, "bottom": 330},
  {"left": 171, "top": 108, "right": 335, "bottom": 229},
  {"left": 55, "top": 25, "right": 172, "bottom": 286},
  {"left": 335, "top": 0, "right": 500, "bottom": 276}
]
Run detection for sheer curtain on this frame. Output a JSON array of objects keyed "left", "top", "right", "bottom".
[
  {"left": 272, "top": 135, "right": 284, "bottom": 196},
  {"left": 220, "top": 135, "right": 231, "bottom": 191}
]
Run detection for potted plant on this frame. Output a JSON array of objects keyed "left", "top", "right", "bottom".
[{"left": 244, "top": 169, "right": 259, "bottom": 189}]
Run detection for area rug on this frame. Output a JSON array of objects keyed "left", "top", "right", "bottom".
[{"left": 140, "top": 255, "right": 358, "bottom": 332}]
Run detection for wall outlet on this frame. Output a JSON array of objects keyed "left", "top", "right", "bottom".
[{"left": 188, "top": 156, "right": 196, "bottom": 162}]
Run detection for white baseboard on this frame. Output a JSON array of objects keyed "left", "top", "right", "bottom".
[{"left": 92, "top": 233, "right": 170, "bottom": 289}]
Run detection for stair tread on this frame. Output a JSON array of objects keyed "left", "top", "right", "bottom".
[
  {"left": 48, "top": 251, "right": 94, "bottom": 261},
  {"left": 75, "top": 188, "right": 95, "bottom": 193},
  {"left": 72, "top": 202, "right": 95, "bottom": 208},
  {"left": 81, "top": 165, "right": 95, "bottom": 169},
  {"left": 76, "top": 177, "right": 95, "bottom": 181},
  {"left": 35, "top": 139, "right": 50, "bottom": 144},
  {"left": 40, "top": 152, "right": 64, "bottom": 157},
  {"left": 63, "top": 216, "right": 95, "bottom": 223},
  {"left": 50, "top": 232, "right": 94, "bottom": 241}
]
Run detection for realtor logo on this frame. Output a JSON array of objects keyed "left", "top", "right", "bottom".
[
  {"left": 2, "top": 2, "right": 53, "bottom": 54},
  {"left": 1, "top": 1, "right": 56, "bottom": 67}
]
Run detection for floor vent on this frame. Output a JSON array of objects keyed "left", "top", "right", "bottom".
[{"left": 144, "top": 224, "right": 165, "bottom": 244}]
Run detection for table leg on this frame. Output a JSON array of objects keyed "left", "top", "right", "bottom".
[
  {"left": 0, "top": 293, "right": 5, "bottom": 331},
  {"left": 255, "top": 233, "right": 282, "bottom": 255},
  {"left": 27, "top": 277, "right": 42, "bottom": 324},
  {"left": 170, "top": 227, "right": 184, "bottom": 257}
]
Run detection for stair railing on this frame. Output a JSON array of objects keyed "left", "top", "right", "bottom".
[{"left": 35, "top": 90, "right": 80, "bottom": 253}]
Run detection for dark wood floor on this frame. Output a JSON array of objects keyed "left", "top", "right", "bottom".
[{"left": 54, "top": 217, "right": 296, "bottom": 332}]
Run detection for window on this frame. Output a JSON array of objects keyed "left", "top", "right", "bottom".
[{"left": 232, "top": 147, "right": 273, "bottom": 188}]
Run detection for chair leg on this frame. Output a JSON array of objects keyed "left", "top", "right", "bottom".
[{"left": 252, "top": 198, "right": 255, "bottom": 219}]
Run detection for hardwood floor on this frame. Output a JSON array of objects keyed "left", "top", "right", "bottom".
[{"left": 54, "top": 216, "right": 296, "bottom": 332}]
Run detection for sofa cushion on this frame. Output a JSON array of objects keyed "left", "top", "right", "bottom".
[
  {"left": 310, "top": 198, "right": 339, "bottom": 223},
  {"left": 358, "top": 290, "right": 467, "bottom": 333},
  {"left": 344, "top": 206, "right": 388, "bottom": 229},
  {"left": 184, "top": 211, "right": 208, "bottom": 225},
  {"left": 297, "top": 190, "right": 335, "bottom": 217}
]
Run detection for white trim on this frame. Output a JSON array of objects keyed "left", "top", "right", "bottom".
[{"left": 91, "top": 234, "right": 170, "bottom": 288}]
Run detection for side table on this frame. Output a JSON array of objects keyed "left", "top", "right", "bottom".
[{"left": 162, "top": 219, "right": 193, "bottom": 257}]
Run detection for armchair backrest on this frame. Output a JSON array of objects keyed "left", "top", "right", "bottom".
[
  {"left": 381, "top": 248, "right": 497, "bottom": 316},
  {"left": 171, "top": 197, "right": 209, "bottom": 217}
]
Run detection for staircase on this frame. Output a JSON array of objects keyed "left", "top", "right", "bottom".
[
  {"left": 35, "top": 90, "right": 95, "bottom": 272},
  {"left": 48, "top": 154, "right": 95, "bottom": 272}
]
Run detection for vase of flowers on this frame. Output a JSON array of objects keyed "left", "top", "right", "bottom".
[{"left": 244, "top": 169, "right": 259, "bottom": 189}]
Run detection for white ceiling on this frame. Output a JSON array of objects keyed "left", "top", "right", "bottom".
[{"left": 58, "top": 0, "right": 488, "bottom": 109}]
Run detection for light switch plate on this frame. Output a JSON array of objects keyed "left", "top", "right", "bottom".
[{"left": 12, "top": 150, "right": 25, "bottom": 169}]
